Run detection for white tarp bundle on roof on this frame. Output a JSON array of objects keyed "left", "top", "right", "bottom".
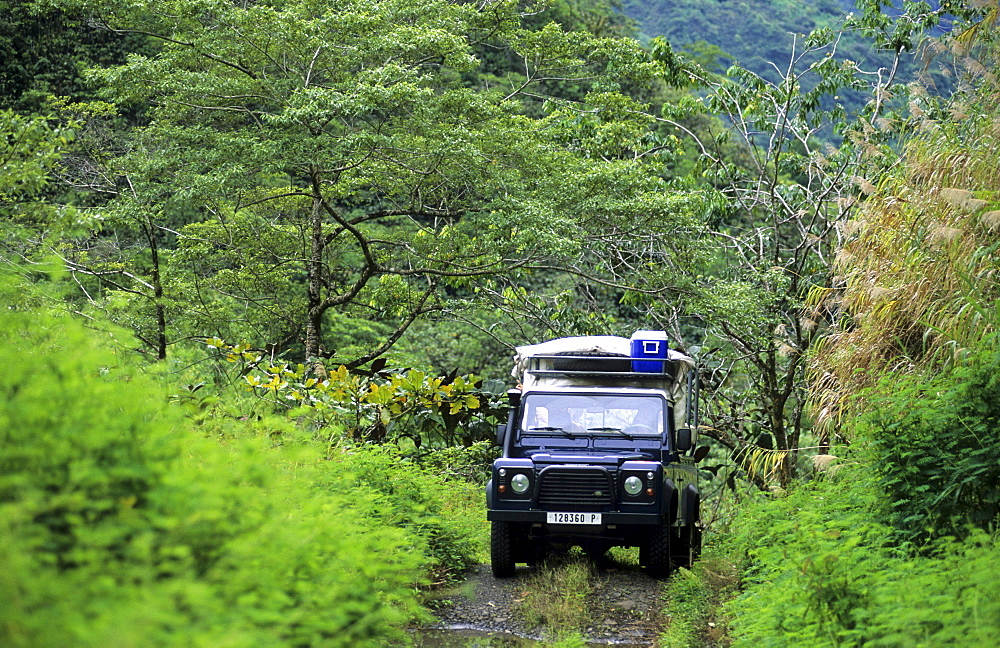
[{"left": 511, "top": 335, "right": 695, "bottom": 384}]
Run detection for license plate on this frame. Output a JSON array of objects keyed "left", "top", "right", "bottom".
[{"left": 546, "top": 512, "right": 602, "bottom": 525}]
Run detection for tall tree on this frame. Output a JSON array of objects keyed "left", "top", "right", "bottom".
[
  {"left": 597, "top": 14, "right": 941, "bottom": 485},
  {"left": 50, "top": 0, "right": 683, "bottom": 365},
  {"left": 0, "top": 109, "right": 77, "bottom": 286}
]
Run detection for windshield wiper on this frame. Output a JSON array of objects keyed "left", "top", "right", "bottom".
[
  {"left": 587, "top": 427, "right": 633, "bottom": 440},
  {"left": 527, "top": 426, "right": 576, "bottom": 439}
]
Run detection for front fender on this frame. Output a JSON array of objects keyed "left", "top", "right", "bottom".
[
  {"left": 662, "top": 478, "right": 678, "bottom": 523},
  {"left": 485, "top": 478, "right": 494, "bottom": 509},
  {"left": 680, "top": 483, "right": 700, "bottom": 526}
]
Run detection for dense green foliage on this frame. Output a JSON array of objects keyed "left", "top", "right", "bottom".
[
  {"left": 0, "top": 109, "right": 74, "bottom": 216},
  {"left": 22, "top": 0, "right": 702, "bottom": 370},
  {"left": 0, "top": 277, "right": 487, "bottom": 646},
  {"left": 0, "top": 0, "right": 147, "bottom": 111},
  {"left": 722, "top": 351, "right": 1000, "bottom": 643},
  {"left": 723, "top": 461, "right": 1000, "bottom": 646},
  {"left": 708, "top": 11, "right": 1000, "bottom": 647},
  {"left": 862, "top": 346, "right": 1000, "bottom": 543}
]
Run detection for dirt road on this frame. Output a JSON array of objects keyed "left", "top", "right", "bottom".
[{"left": 424, "top": 554, "right": 667, "bottom": 646}]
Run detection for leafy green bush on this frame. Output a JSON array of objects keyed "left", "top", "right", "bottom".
[
  {"left": 860, "top": 345, "right": 1000, "bottom": 542},
  {"left": 862, "top": 530, "right": 1000, "bottom": 647},
  {"left": 200, "top": 338, "right": 505, "bottom": 449},
  {"left": 723, "top": 456, "right": 1000, "bottom": 647},
  {"left": 0, "top": 281, "right": 430, "bottom": 647},
  {"left": 409, "top": 440, "right": 497, "bottom": 485},
  {"left": 316, "top": 444, "right": 488, "bottom": 582},
  {"left": 723, "top": 460, "right": 894, "bottom": 646}
]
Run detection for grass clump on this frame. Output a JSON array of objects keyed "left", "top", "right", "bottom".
[{"left": 515, "top": 551, "right": 593, "bottom": 644}]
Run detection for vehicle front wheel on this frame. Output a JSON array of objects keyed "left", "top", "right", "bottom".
[
  {"left": 491, "top": 521, "right": 516, "bottom": 578},
  {"left": 642, "top": 524, "right": 672, "bottom": 579}
]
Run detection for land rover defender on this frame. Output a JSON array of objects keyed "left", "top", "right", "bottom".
[{"left": 487, "top": 333, "right": 702, "bottom": 578}]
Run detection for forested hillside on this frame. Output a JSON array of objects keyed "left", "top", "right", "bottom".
[
  {"left": 624, "top": 0, "right": 954, "bottom": 113},
  {"left": 3, "top": 0, "right": 1000, "bottom": 645},
  {"left": 626, "top": 0, "right": 853, "bottom": 63}
]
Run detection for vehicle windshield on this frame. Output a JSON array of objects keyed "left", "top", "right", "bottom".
[{"left": 520, "top": 393, "right": 666, "bottom": 437}]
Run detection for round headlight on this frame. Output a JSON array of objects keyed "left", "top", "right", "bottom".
[
  {"left": 624, "top": 475, "right": 643, "bottom": 496},
  {"left": 510, "top": 473, "right": 530, "bottom": 494}
]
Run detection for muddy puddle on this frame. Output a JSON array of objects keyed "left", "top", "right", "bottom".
[{"left": 411, "top": 626, "right": 536, "bottom": 647}]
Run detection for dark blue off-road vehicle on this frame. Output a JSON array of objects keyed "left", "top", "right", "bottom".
[{"left": 487, "top": 333, "right": 702, "bottom": 578}]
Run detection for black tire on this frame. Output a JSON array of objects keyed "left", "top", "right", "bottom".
[
  {"left": 673, "top": 524, "right": 702, "bottom": 569},
  {"left": 642, "top": 524, "right": 672, "bottom": 578},
  {"left": 491, "top": 521, "right": 516, "bottom": 578}
]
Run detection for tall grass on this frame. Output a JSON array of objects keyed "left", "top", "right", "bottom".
[
  {"left": 809, "top": 38, "right": 1000, "bottom": 438},
  {"left": 515, "top": 552, "right": 594, "bottom": 644}
]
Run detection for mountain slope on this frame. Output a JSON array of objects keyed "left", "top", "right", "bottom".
[{"left": 623, "top": 0, "right": 945, "bottom": 98}]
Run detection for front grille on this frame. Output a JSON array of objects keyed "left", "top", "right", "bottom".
[{"left": 537, "top": 468, "right": 614, "bottom": 511}]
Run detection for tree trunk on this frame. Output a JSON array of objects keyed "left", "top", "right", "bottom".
[
  {"left": 145, "top": 217, "right": 167, "bottom": 361},
  {"left": 304, "top": 193, "right": 325, "bottom": 366}
]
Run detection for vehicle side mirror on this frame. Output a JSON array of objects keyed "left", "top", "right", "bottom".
[
  {"left": 496, "top": 423, "right": 507, "bottom": 446},
  {"left": 676, "top": 428, "right": 692, "bottom": 453}
]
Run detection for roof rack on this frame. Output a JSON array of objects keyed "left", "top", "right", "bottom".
[{"left": 524, "top": 354, "right": 679, "bottom": 381}]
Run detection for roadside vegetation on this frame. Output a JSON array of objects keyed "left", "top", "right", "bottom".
[
  {"left": 659, "top": 557, "right": 738, "bottom": 648},
  {"left": 0, "top": 275, "right": 492, "bottom": 646},
  {"left": 666, "top": 17, "right": 1000, "bottom": 647}
]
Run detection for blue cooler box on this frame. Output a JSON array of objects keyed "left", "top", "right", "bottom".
[{"left": 630, "top": 330, "right": 669, "bottom": 373}]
